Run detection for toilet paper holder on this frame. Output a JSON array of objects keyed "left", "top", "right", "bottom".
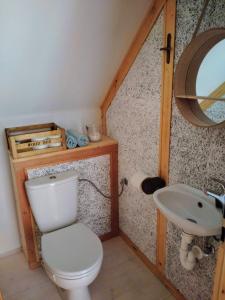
[{"left": 130, "top": 171, "right": 166, "bottom": 194}]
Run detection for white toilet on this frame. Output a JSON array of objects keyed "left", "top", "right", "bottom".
[{"left": 25, "top": 170, "right": 103, "bottom": 300}]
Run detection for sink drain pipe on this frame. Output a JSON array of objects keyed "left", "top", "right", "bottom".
[{"left": 180, "top": 232, "right": 205, "bottom": 271}]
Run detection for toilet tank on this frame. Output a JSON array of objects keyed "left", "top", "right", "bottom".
[{"left": 25, "top": 170, "right": 78, "bottom": 233}]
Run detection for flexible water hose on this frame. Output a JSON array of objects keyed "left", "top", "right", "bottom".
[{"left": 78, "top": 178, "right": 126, "bottom": 199}]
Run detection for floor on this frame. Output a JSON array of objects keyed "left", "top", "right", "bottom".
[{"left": 0, "top": 237, "right": 175, "bottom": 300}]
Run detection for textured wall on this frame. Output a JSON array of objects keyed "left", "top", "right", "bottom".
[
  {"left": 205, "top": 102, "right": 225, "bottom": 123},
  {"left": 27, "top": 155, "right": 111, "bottom": 237},
  {"left": 106, "top": 1, "right": 225, "bottom": 299},
  {"left": 107, "top": 13, "right": 163, "bottom": 263},
  {"left": 166, "top": 1, "right": 225, "bottom": 300}
]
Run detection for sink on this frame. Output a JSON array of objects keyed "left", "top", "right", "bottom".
[{"left": 153, "top": 183, "right": 222, "bottom": 236}]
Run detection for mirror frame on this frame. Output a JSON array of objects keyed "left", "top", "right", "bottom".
[{"left": 174, "top": 28, "right": 225, "bottom": 128}]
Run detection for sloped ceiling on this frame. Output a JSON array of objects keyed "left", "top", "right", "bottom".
[{"left": 0, "top": 0, "right": 153, "bottom": 118}]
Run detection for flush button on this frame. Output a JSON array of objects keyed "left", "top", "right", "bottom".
[{"left": 49, "top": 175, "right": 56, "bottom": 179}]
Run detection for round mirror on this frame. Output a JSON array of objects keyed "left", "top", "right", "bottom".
[
  {"left": 174, "top": 28, "right": 225, "bottom": 128},
  {"left": 196, "top": 38, "right": 225, "bottom": 123}
]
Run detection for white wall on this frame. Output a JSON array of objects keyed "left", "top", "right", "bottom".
[
  {"left": 0, "top": 108, "right": 99, "bottom": 256},
  {"left": 0, "top": 0, "right": 153, "bottom": 255},
  {"left": 0, "top": 0, "right": 152, "bottom": 117}
]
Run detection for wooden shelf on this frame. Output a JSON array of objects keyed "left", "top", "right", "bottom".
[
  {"left": 176, "top": 95, "right": 225, "bottom": 101},
  {"left": 10, "top": 136, "right": 117, "bottom": 164}
]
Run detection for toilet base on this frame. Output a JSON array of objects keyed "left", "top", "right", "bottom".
[
  {"left": 57, "top": 286, "right": 91, "bottom": 300},
  {"left": 65, "top": 287, "right": 91, "bottom": 300}
]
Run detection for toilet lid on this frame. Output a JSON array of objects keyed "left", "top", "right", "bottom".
[{"left": 41, "top": 223, "right": 103, "bottom": 278}]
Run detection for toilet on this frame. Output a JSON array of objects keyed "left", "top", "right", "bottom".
[{"left": 25, "top": 170, "right": 103, "bottom": 300}]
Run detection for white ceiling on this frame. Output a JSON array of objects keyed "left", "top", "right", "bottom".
[{"left": 0, "top": 0, "right": 153, "bottom": 118}]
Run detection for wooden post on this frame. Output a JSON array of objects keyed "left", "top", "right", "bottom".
[
  {"left": 212, "top": 244, "right": 225, "bottom": 300},
  {"left": 157, "top": 0, "right": 176, "bottom": 272}
]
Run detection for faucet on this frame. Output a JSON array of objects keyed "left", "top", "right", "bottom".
[{"left": 206, "top": 177, "right": 225, "bottom": 211}]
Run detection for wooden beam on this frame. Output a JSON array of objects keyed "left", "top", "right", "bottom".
[
  {"left": 211, "top": 81, "right": 225, "bottom": 98},
  {"left": 100, "top": 0, "right": 166, "bottom": 134},
  {"left": 177, "top": 95, "right": 225, "bottom": 102},
  {"left": 157, "top": 0, "right": 176, "bottom": 272},
  {"left": 212, "top": 243, "right": 225, "bottom": 300},
  {"left": 110, "top": 145, "right": 119, "bottom": 236}
]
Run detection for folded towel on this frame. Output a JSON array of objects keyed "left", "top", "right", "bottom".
[
  {"left": 67, "top": 129, "right": 89, "bottom": 147},
  {"left": 66, "top": 131, "right": 78, "bottom": 149}
]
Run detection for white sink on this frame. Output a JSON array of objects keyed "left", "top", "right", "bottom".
[{"left": 153, "top": 183, "right": 222, "bottom": 236}]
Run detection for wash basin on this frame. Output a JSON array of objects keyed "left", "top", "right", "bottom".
[{"left": 153, "top": 184, "right": 222, "bottom": 236}]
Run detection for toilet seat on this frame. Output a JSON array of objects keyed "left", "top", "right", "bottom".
[{"left": 41, "top": 223, "right": 103, "bottom": 280}]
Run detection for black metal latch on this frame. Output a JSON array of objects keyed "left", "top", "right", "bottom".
[{"left": 160, "top": 33, "right": 171, "bottom": 64}]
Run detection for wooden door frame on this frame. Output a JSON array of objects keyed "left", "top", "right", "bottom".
[{"left": 157, "top": 0, "right": 176, "bottom": 272}]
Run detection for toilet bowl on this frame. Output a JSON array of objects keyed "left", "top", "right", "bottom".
[
  {"left": 41, "top": 223, "right": 103, "bottom": 300},
  {"left": 25, "top": 171, "right": 103, "bottom": 300}
]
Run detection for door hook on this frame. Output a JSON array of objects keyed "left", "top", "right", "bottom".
[{"left": 160, "top": 33, "right": 171, "bottom": 64}]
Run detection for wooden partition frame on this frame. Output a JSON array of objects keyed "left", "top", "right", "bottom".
[
  {"left": 99, "top": 0, "right": 178, "bottom": 294},
  {"left": 100, "top": 0, "right": 176, "bottom": 273},
  {"left": 9, "top": 137, "right": 118, "bottom": 269},
  {"left": 157, "top": 0, "right": 176, "bottom": 272},
  {"left": 100, "top": 0, "right": 180, "bottom": 298}
]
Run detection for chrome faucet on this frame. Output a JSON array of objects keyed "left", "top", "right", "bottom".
[{"left": 206, "top": 177, "right": 225, "bottom": 210}]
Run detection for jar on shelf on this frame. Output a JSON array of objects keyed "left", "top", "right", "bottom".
[{"left": 86, "top": 124, "right": 102, "bottom": 142}]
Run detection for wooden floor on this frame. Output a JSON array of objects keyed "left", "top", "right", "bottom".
[{"left": 0, "top": 237, "right": 174, "bottom": 300}]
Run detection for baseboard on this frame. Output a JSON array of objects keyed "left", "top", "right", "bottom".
[
  {"left": 0, "top": 247, "right": 21, "bottom": 258},
  {"left": 119, "top": 229, "right": 186, "bottom": 300},
  {"left": 100, "top": 231, "right": 119, "bottom": 241}
]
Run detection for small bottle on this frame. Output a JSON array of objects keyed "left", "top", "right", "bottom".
[{"left": 86, "top": 124, "right": 101, "bottom": 142}]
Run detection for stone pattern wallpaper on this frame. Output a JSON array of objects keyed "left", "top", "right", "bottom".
[
  {"left": 167, "top": 1, "right": 225, "bottom": 299},
  {"left": 107, "top": 13, "right": 163, "bottom": 263},
  {"left": 27, "top": 155, "right": 111, "bottom": 238},
  {"left": 206, "top": 102, "right": 225, "bottom": 124}
]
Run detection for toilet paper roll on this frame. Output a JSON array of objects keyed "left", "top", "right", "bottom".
[
  {"left": 130, "top": 171, "right": 165, "bottom": 194},
  {"left": 130, "top": 171, "right": 150, "bottom": 191}
]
